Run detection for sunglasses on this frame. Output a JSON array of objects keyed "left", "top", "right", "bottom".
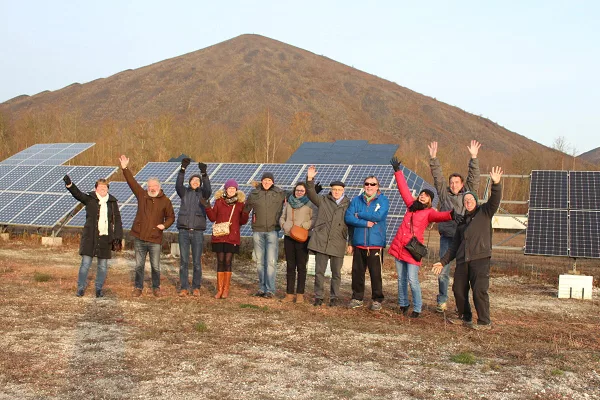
[{"left": 364, "top": 182, "right": 378, "bottom": 187}]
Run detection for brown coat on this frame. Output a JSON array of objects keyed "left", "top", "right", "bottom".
[{"left": 123, "top": 167, "right": 175, "bottom": 244}]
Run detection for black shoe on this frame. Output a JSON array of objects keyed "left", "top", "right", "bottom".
[
  {"left": 409, "top": 311, "right": 420, "bottom": 318},
  {"left": 328, "top": 298, "right": 339, "bottom": 307},
  {"left": 263, "top": 292, "right": 274, "bottom": 299},
  {"left": 314, "top": 299, "right": 323, "bottom": 307},
  {"left": 96, "top": 289, "right": 104, "bottom": 298},
  {"left": 253, "top": 291, "right": 265, "bottom": 297},
  {"left": 76, "top": 289, "right": 85, "bottom": 297},
  {"left": 398, "top": 306, "right": 409, "bottom": 315}
]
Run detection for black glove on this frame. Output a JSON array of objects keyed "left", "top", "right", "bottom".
[
  {"left": 180, "top": 158, "right": 191, "bottom": 170},
  {"left": 63, "top": 175, "right": 72, "bottom": 186},
  {"left": 315, "top": 182, "right": 323, "bottom": 194},
  {"left": 390, "top": 157, "right": 401, "bottom": 172},
  {"left": 198, "top": 162, "right": 208, "bottom": 175},
  {"left": 111, "top": 239, "right": 123, "bottom": 252},
  {"left": 450, "top": 209, "right": 465, "bottom": 224},
  {"left": 200, "top": 197, "right": 210, "bottom": 208}
]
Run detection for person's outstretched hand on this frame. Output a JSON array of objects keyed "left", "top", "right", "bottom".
[{"left": 390, "top": 157, "right": 401, "bottom": 172}]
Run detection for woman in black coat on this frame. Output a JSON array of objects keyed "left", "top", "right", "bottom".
[{"left": 65, "top": 176, "right": 123, "bottom": 298}]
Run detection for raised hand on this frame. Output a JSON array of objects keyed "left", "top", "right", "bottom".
[
  {"left": 307, "top": 165, "right": 317, "bottom": 181},
  {"left": 390, "top": 157, "right": 401, "bottom": 172},
  {"left": 181, "top": 157, "right": 191, "bottom": 170},
  {"left": 428, "top": 142, "right": 438, "bottom": 159},
  {"left": 314, "top": 181, "right": 323, "bottom": 194},
  {"left": 489, "top": 166, "right": 503, "bottom": 184},
  {"left": 119, "top": 155, "right": 129, "bottom": 169},
  {"left": 468, "top": 140, "right": 481, "bottom": 158},
  {"left": 198, "top": 162, "right": 208, "bottom": 174},
  {"left": 63, "top": 175, "right": 72, "bottom": 186},
  {"left": 432, "top": 262, "right": 444, "bottom": 275}
]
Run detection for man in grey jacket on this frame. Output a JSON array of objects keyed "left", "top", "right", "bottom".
[
  {"left": 244, "top": 172, "right": 286, "bottom": 298},
  {"left": 428, "top": 140, "right": 481, "bottom": 312},
  {"left": 306, "top": 165, "right": 352, "bottom": 307}
]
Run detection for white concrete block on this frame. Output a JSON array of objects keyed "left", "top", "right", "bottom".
[
  {"left": 558, "top": 274, "right": 593, "bottom": 300},
  {"left": 41, "top": 237, "right": 63, "bottom": 247}
]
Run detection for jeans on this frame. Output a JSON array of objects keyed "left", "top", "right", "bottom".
[
  {"left": 284, "top": 236, "right": 308, "bottom": 294},
  {"left": 77, "top": 255, "right": 108, "bottom": 291},
  {"left": 395, "top": 259, "right": 422, "bottom": 313},
  {"left": 134, "top": 238, "right": 162, "bottom": 289},
  {"left": 453, "top": 257, "right": 491, "bottom": 325},
  {"left": 314, "top": 253, "right": 343, "bottom": 300},
  {"left": 178, "top": 229, "right": 204, "bottom": 290},
  {"left": 437, "top": 235, "right": 453, "bottom": 305},
  {"left": 253, "top": 231, "right": 279, "bottom": 294}
]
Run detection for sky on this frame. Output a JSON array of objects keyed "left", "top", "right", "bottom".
[{"left": 1, "top": 1, "right": 599, "bottom": 154}]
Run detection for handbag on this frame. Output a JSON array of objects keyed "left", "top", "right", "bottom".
[
  {"left": 289, "top": 207, "right": 309, "bottom": 242},
  {"left": 213, "top": 204, "right": 235, "bottom": 237},
  {"left": 404, "top": 213, "right": 428, "bottom": 261}
]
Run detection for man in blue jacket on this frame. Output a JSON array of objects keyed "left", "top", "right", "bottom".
[
  {"left": 176, "top": 158, "right": 212, "bottom": 296},
  {"left": 345, "top": 175, "right": 389, "bottom": 311}
]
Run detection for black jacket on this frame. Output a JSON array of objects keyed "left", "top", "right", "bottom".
[
  {"left": 440, "top": 182, "right": 501, "bottom": 265},
  {"left": 175, "top": 170, "right": 212, "bottom": 230},
  {"left": 67, "top": 183, "right": 123, "bottom": 259}
]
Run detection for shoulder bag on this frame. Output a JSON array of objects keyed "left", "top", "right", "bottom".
[
  {"left": 213, "top": 204, "right": 236, "bottom": 237},
  {"left": 404, "top": 213, "right": 428, "bottom": 261},
  {"left": 289, "top": 207, "right": 309, "bottom": 243}
]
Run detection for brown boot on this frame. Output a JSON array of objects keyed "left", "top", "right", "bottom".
[
  {"left": 221, "top": 272, "right": 232, "bottom": 299},
  {"left": 296, "top": 293, "right": 304, "bottom": 304},
  {"left": 282, "top": 293, "right": 295, "bottom": 303},
  {"left": 214, "top": 272, "right": 225, "bottom": 299}
]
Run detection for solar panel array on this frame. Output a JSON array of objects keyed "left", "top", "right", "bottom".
[
  {"left": 525, "top": 170, "right": 600, "bottom": 259},
  {"left": 87, "top": 162, "right": 437, "bottom": 245},
  {"left": 0, "top": 143, "right": 118, "bottom": 228}
]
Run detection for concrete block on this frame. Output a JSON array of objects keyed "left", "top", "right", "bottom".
[
  {"left": 41, "top": 237, "right": 63, "bottom": 247},
  {"left": 171, "top": 243, "right": 180, "bottom": 257},
  {"left": 558, "top": 274, "right": 593, "bottom": 300}
]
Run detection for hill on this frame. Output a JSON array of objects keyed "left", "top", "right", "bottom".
[
  {"left": 0, "top": 34, "right": 593, "bottom": 174},
  {"left": 579, "top": 147, "right": 600, "bottom": 165}
]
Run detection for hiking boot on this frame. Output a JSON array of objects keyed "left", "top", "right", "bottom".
[
  {"left": 253, "top": 291, "right": 265, "bottom": 297},
  {"left": 397, "top": 306, "right": 409, "bottom": 316},
  {"left": 446, "top": 314, "right": 472, "bottom": 326},
  {"left": 296, "top": 294, "right": 304, "bottom": 304},
  {"left": 409, "top": 311, "right": 420, "bottom": 318},
  {"left": 471, "top": 323, "right": 492, "bottom": 331},
  {"left": 179, "top": 289, "right": 189, "bottom": 297},
  {"left": 314, "top": 298, "right": 324, "bottom": 307},
  {"left": 76, "top": 288, "right": 85, "bottom": 297},
  {"left": 370, "top": 301, "right": 382, "bottom": 311},
  {"left": 328, "top": 298, "right": 340, "bottom": 307},
  {"left": 348, "top": 299, "right": 364, "bottom": 309},
  {"left": 192, "top": 289, "right": 200, "bottom": 297},
  {"left": 132, "top": 288, "right": 142, "bottom": 297},
  {"left": 95, "top": 289, "right": 104, "bottom": 298},
  {"left": 263, "top": 292, "right": 274, "bottom": 299},
  {"left": 282, "top": 294, "right": 296, "bottom": 303},
  {"left": 436, "top": 302, "right": 447, "bottom": 313},
  {"left": 152, "top": 288, "right": 161, "bottom": 297}
]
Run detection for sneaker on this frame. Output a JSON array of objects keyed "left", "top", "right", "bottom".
[
  {"left": 446, "top": 314, "right": 472, "bottom": 327},
  {"left": 76, "top": 289, "right": 85, "bottom": 297},
  {"left": 179, "top": 290, "right": 188, "bottom": 297},
  {"left": 471, "top": 323, "right": 492, "bottom": 331},
  {"left": 152, "top": 288, "right": 161, "bottom": 297},
  {"left": 370, "top": 301, "right": 382, "bottom": 311},
  {"left": 348, "top": 299, "right": 364, "bottom": 309},
  {"left": 191, "top": 289, "right": 200, "bottom": 297},
  {"left": 328, "top": 298, "right": 340, "bottom": 307},
  {"left": 397, "top": 306, "right": 409, "bottom": 316},
  {"left": 253, "top": 291, "right": 265, "bottom": 297},
  {"left": 263, "top": 292, "right": 274, "bottom": 299},
  {"left": 132, "top": 288, "right": 142, "bottom": 297},
  {"left": 436, "top": 302, "right": 447, "bottom": 313},
  {"left": 314, "top": 298, "right": 324, "bottom": 307},
  {"left": 95, "top": 289, "right": 104, "bottom": 298},
  {"left": 409, "top": 311, "right": 420, "bottom": 318}
]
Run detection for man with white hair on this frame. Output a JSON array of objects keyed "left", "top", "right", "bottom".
[{"left": 120, "top": 155, "right": 175, "bottom": 297}]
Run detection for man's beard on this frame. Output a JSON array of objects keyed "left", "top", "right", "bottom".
[{"left": 148, "top": 191, "right": 159, "bottom": 198}]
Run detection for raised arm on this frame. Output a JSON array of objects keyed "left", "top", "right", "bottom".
[
  {"left": 175, "top": 158, "right": 190, "bottom": 198},
  {"left": 481, "top": 166, "right": 503, "bottom": 217},
  {"left": 120, "top": 155, "right": 145, "bottom": 199},
  {"left": 305, "top": 165, "right": 323, "bottom": 207},
  {"left": 428, "top": 141, "right": 446, "bottom": 195},
  {"left": 64, "top": 176, "right": 91, "bottom": 204},
  {"left": 198, "top": 162, "right": 212, "bottom": 199},
  {"left": 465, "top": 140, "right": 481, "bottom": 192}
]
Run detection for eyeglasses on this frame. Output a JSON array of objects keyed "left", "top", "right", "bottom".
[
  {"left": 295, "top": 189, "right": 305, "bottom": 193},
  {"left": 364, "top": 182, "right": 378, "bottom": 187}
]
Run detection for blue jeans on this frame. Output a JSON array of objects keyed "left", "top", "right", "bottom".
[
  {"left": 178, "top": 229, "right": 204, "bottom": 290},
  {"left": 253, "top": 231, "right": 279, "bottom": 294},
  {"left": 77, "top": 256, "right": 108, "bottom": 291},
  {"left": 134, "top": 238, "right": 162, "bottom": 289},
  {"left": 396, "top": 259, "right": 422, "bottom": 313},
  {"left": 437, "top": 235, "right": 453, "bottom": 305}
]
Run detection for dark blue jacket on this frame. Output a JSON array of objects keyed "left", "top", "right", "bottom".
[
  {"left": 176, "top": 170, "right": 212, "bottom": 230},
  {"left": 345, "top": 192, "right": 389, "bottom": 248}
]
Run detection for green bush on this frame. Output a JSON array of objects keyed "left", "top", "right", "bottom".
[
  {"left": 450, "top": 352, "right": 476, "bottom": 365},
  {"left": 33, "top": 271, "right": 52, "bottom": 282}
]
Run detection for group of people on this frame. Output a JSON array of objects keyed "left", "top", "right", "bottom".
[{"left": 67, "top": 141, "right": 503, "bottom": 330}]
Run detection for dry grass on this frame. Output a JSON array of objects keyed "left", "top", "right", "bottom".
[{"left": 1, "top": 239, "right": 599, "bottom": 399}]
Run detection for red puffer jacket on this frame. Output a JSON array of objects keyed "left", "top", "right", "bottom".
[
  {"left": 389, "top": 171, "right": 452, "bottom": 266},
  {"left": 205, "top": 190, "right": 250, "bottom": 246}
]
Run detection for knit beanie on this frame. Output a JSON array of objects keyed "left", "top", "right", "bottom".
[
  {"left": 189, "top": 174, "right": 201, "bottom": 185},
  {"left": 224, "top": 178, "right": 239, "bottom": 190},
  {"left": 463, "top": 191, "right": 478, "bottom": 204},
  {"left": 261, "top": 172, "right": 275, "bottom": 182},
  {"left": 419, "top": 188, "right": 435, "bottom": 201}
]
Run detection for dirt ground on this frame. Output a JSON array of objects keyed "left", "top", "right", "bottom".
[{"left": 1, "top": 237, "right": 599, "bottom": 400}]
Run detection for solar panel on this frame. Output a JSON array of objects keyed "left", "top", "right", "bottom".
[
  {"left": 0, "top": 166, "right": 32, "bottom": 190},
  {"left": 569, "top": 211, "right": 600, "bottom": 258},
  {"left": 0, "top": 143, "right": 94, "bottom": 166},
  {"left": 65, "top": 208, "right": 87, "bottom": 228},
  {"left": 210, "top": 163, "right": 260, "bottom": 184},
  {"left": 9, "top": 194, "right": 64, "bottom": 225},
  {"left": 309, "top": 165, "right": 350, "bottom": 186},
  {"left": 46, "top": 166, "right": 117, "bottom": 193},
  {"left": 524, "top": 209, "right": 569, "bottom": 257},
  {"left": 3, "top": 165, "right": 54, "bottom": 191},
  {"left": 35, "top": 166, "right": 74, "bottom": 193},
  {"left": 254, "top": 164, "right": 305, "bottom": 186},
  {"left": 345, "top": 165, "right": 395, "bottom": 188},
  {"left": 569, "top": 171, "right": 600, "bottom": 210},
  {"left": 386, "top": 216, "right": 404, "bottom": 245},
  {"left": 166, "top": 207, "right": 180, "bottom": 233},
  {"left": 106, "top": 181, "right": 135, "bottom": 204},
  {"left": 119, "top": 205, "right": 138, "bottom": 231},
  {"left": 0, "top": 193, "right": 40, "bottom": 223},
  {"left": 31, "top": 195, "right": 79, "bottom": 227},
  {"left": 134, "top": 162, "right": 179, "bottom": 183},
  {"left": 177, "top": 163, "right": 220, "bottom": 184},
  {"left": 380, "top": 189, "right": 408, "bottom": 216},
  {"left": 528, "top": 170, "right": 568, "bottom": 209}
]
